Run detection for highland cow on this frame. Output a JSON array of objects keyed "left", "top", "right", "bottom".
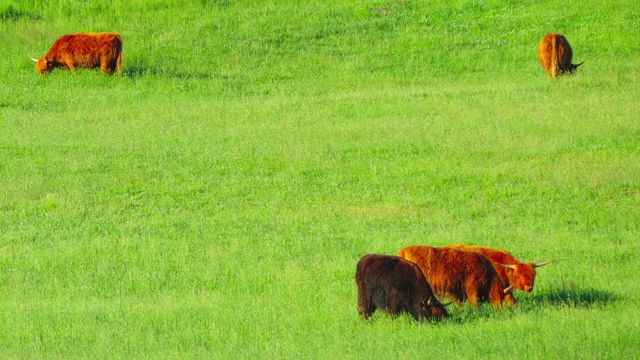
[
  {"left": 355, "top": 254, "right": 449, "bottom": 321},
  {"left": 30, "top": 32, "right": 123, "bottom": 75},
  {"left": 538, "top": 33, "right": 583, "bottom": 77},
  {"left": 446, "top": 244, "right": 552, "bottom": 293},
  {"left": 398, "top": 246, "right": 515, "bottom": 307}
]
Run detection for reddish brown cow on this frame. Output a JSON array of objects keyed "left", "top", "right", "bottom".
[
  {"left": 355, "top": 254, "right": 449, "bottom": 321},
  {"left": 30, "top": 32, "right": 123, "bottom": 75},
  {"left": 397, "top": 245, "right": 515, "bottom": 308},
  {"left": 538, "top": 33, "right": 583, "bottom": 77},
  {"left": 446, "top": 244, "right": 552, "bottom": 293}
]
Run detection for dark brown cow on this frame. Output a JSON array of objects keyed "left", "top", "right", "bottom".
[
  {"left": 446, "top": 244, "right": 552, "bottom": 293},
  {"left": 30, "top": 32, "right": 123, "bottom": 75},
  {"left": 355, "top": 254, "right": 448, "bottom": 321},
  {"left": 398, "top": 245, "right": 515, "bottom": 308},
  {"left": 538, "top": 33, "right": 583, "bottom": 77}
]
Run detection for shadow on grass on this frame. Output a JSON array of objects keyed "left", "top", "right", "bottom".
[
  {"left": 443, "top": 304, "right": 517, "bottom": 324},
  {"left": 123, "top": 66, "right": 216, "bottom": 80},
  {"left": 122, "top": 66, "right": 157, "bottom": 78},
  {"left": 438, "top": 287, "right": 619, "bottom": 325},
  {"left": 520, "top": 287, "right": 619, "bottom": 308}
]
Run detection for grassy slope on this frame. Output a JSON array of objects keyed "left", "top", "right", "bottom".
[{"left": 1, "top": 0, "right": 639, "bottom": 358}]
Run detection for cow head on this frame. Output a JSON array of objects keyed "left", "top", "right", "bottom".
[
  {"left": 420, "top": 297, "right": 449, "bottom": 320},
  {"left": 565, "top": 61, "right": 584, "bottom": 74},
  {"left": 498, "top": 260, "right": 552, "bottom": 292},
  {"left": 29, "top": 55, "right": 53, "bottom": 75}
]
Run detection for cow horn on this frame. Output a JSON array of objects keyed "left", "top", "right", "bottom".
[
  {"left": 575, "top": 61, "right": 584, "bottom": 68},
  {"left": 533, "top": 260, "right": 553, "bottom": 268},
  {"left": 503, "top": 285, "right": 514, "bottom": 294},
  {"left": 442, "top": 301, "right": 453, "bottom": 307},
  {"left": 497, "top": 263, "right": 516, "bottom": 270},
  {"left": 28, "top": 55, "right": 39, "bottom": 62},
  {"left": 427, "top": 298, "right": 432, "bottom": 306}
]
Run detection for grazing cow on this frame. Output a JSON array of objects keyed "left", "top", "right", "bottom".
[
  {"left": 397, "top": 245, "right": 515, "bottom": 307},
  {"left": 30, "top": 32, "right": 123, "bottom": 75},
  {"left": 355, "top": 254, "right": 448, "bottom": 321},
  {"left": 446, "top": 244, "right": 552, "bottom": 293},
  {"left": 538, "top": 33, "right": 583, "bottom": 77}
]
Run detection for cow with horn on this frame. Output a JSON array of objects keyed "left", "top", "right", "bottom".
[
  {"left": 398, "top": 245, "right": 516, "bottom": 308},
  {"left": 355, "top": 254, "right": 450, "bottom": 321},
  {"left": 30, "top": 32, "right": 123, "bottom": 75},
  {"left": 446, "top": 244, "right": 552, "bottom": 293}
]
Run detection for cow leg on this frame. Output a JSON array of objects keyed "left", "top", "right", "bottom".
[
  {"left": 101, "top": 58, "right": 112, "bottom": 73},
  {"left": 64, "top": 60, "right": 76, "bottom": 71},
  {"left": 408, "top": 303, "right": 421, "bottom": 321},
  {"left": 387, "top": 296, "right": 402, "bottom": 317},
  {"left": 357, "top": 289, "right": 374, "bottom": 319},
  {"left": 359, "top": 300, "right": 375, "bottom": 319},
  {"left": 61, "top": 61, "right": 75, "bottom": 71},
  {"left": 465, "top": 288, "right": 480, "bottom": 307},
  {"left": 116, "top": 52, "right": 122, "bottom": 74},
  {"left": 59, "top": 55, "right": 76, "bottom": 71}
]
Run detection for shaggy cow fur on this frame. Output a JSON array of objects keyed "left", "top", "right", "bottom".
[
  {"left": 538, "top": 33, "right": 583, "bottom": 77},
  {"left": 398, "top": 246, "right": 515, "bottom": 307},
  {"left": 355, "top": 254, "right": 448, "bottom": 321},
  {"left": 33, "top": 32, "right": 123, "bottom": 75},
  {"left": 446, "top": 244, "right": 552, "bottom": 293}
]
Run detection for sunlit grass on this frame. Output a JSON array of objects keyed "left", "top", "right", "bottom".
[{"left": 1, "top": 0, "right": 639, "bottom": 358}]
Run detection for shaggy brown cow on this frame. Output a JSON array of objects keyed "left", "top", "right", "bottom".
[
  {"left": 355, "top": 254, "right": 449, "bottom": 321},
  {"left": 30, "top": 32, "right": 123, "bottom": 75},
  {"left": 446, "top": 244, "right": 552, "bottom": 293},
  {"left": 397, "top": 246, "right": 515, "bottom": 308},
  {"left": 538, "top": 33, "right": 583, "bottom": 77}
]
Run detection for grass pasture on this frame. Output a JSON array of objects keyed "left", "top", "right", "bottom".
[{"left": 1, "top": 0, "right": 639, "bottom": 358}]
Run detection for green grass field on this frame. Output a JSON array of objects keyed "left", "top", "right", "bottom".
[{"left": 1, "top": 0, "right": 639, "bottom": 358}]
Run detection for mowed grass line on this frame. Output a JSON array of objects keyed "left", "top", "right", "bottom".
[{"left": 1, "top": 0, "right": 640, "bottom": 358}]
